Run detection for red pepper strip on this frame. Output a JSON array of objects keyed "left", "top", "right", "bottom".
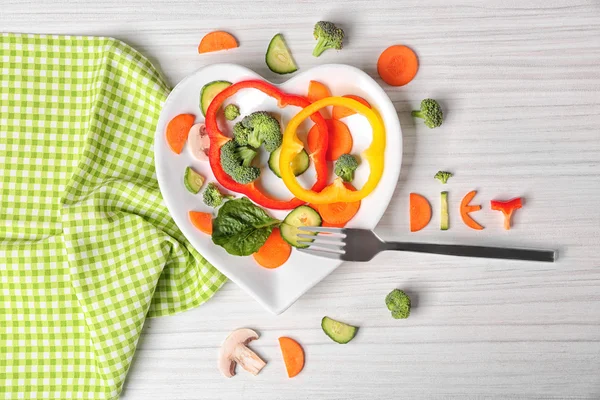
[
  {"left": 490, "top": 197, "right": 523, "bottom": 230},
  {"left": 205, "top": 80, "right": 329, "bottom": 210}
]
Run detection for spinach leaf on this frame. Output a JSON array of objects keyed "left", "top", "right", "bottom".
[{"left": 212, "top": 197, "right": 280, "bottom": 256}]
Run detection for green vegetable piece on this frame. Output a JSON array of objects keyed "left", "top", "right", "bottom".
[
  {"left": 203, "top": 182, "right": 234, "bottom": 208},
  {"left": 241, "top": 111, "right": 282, "bottom": 152},
  {"left": 434, "top": 170, "right": 453, "bottom": 184},
  {"left": 266, "top": 33, "right": 298, "bottom": 75},
  {"left": 411, "top": 99, "right": 443, "bottom": 129},
  {"left": 280, "top": 205, "right": 322, "bottom": 248},
  {"left": 200, "top": 80, "right": 231, "bottom": 116},
  {"left": 183, "top": 167, "right": 205, "bottom": 194},
  {"left": 232, "top": 122, "right": 251, "bottom": 147},
  {"left": 312, "top": 21, "right": 345, "bottom": 58},
  {"left": 385, "top": 289, "right": 411, "bottom": 319},
  {"left": 441, "top": 191, "right": 449, "bottom": 231},
  {"left": 321, "top": 317, "right": 358, "bottom": 344},
  {"left": 334, "top": 154, "right": 359, "bottom": 182},
  {"left": 220, "top": 141, "right": 261, "bottom": 184},
  {"left": 224, "top": 104, "right": 240, "bottom": 121},
  {"left": 212, "top": 197, "right": 280, "bottom": 256},
  {"left": 268, "top": 146, "right": 310, "bottom": 178}
]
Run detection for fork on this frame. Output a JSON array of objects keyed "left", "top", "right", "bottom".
[{"left": 297, "top": 227, "right": 557, "bottom": 262}]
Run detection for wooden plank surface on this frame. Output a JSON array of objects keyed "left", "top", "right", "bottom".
[{"left": 2, "top": 0, "right": 599, "bottom": 398}]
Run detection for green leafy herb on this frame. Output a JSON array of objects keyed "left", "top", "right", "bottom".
[{"left": 212, "top": 197, "right": 280, "bottom": 256}]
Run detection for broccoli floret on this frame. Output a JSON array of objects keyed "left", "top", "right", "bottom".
[
  {"left": 203, "top": 182, "right": 234, "bottom": 208},
  {"left": 220, "top": 141, "right": 261, "bottom": 184},
  {"left": 385, "top": 289, "right": 411, "bottom": 319},
  {"left": 236, "top": 145, "right": 257, "bottom": 167},
  {"left": 232, "top": 122, "right": 251, "bottom": 146},
  {"left": 224, "top": 104, "right": 240, "bottom": 121},
  {"left": 411, "top": 99, "right": 443, "bottom": 128},
  {"left": 312, "top": 21, "right": 344, "bottom": 57},
  {"left": 434, "top": 170, "right": 453, "bottom": 184},
  {"left": 334, "top": 154, "right": 358, "bottom": 182},
  {"left": 241, "top": 111, "right": 282, "bottom": 152}
]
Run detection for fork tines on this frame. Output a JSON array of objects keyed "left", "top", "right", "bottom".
[{"left": 297, "top": 226, "right": 347, "bottom": 259}]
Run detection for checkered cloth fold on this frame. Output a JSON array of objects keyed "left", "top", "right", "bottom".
[{"left": 0, "top": 33, "right": 226, "bottom": 399}]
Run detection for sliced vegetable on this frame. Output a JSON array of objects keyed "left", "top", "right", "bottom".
[
  {"left": 317, "top": 183, "right": 360, "bottom": 226},
  {"left": 440, "top": 191, "right": 449, "bottom": 231},
  {"left": 490, "top": 197, "right": 523, "bottom": 230},
  {"left": 198, "top": 31, "right": 238, "bottom": 54},
  {"left": 460, "top": 190, "right": 484, "bottom": 230},
  {"left": 211, "top": 197, "right": 280, "bottom": 256},
  {"left": 434, "top": 170, "right": 453, "bottom": 184},
  {"left": 278, "top": 337, "right": 305, "bottom": 378},
  {"left": 321, "top": 317, "right": 357, "bottom": 344},
  {"left": 253, "top": 228, "right": 291, "bottom": 269},
  {"left": 224, "top": 104, "right": 240, "bottom": 121},
  {"left": 307, "top": 119, "right": 353, "bottom": 161},
  {"left": 409, "top": 193, "right": 432, "bottom": 232},
  {"left": 184, "top": 167, "right": 205, "bottom": 194},
  {"left": 166, "top": 114, "right": 195, "bottom": 154},
  {"left": 189, "top": 211, "right": 213, "bottom": 235},
  {"left": 268, "top": 146, "right": 309, "bottom": 178},
  {"left": 332, "top": 95, "right": 371, "bottom": 120},
  {"left": 307, "top": 80, "right": 331, "bottom": 104},
  {"left": 385, "top": 289, "right": 411, "bottom": 319},
  {"left": 187, "top": 123, "right": 210, "bottom": 161},
  {"left": 218, "top": 328, "right": 266, "bottom": 378},
  {"left": 280, "top": 205, "right": 322, "bottom": 249},
  {"left": 200, "top": 80, "right": 231, "bottom": 116},
  {"left": 266, "top": 34, "right": 297, "bottom": 75},
  {"left": 280, "top": 96, "right": 385, "bottom": 204},
  {"left": 377, "top": 45, "right": 419, "bottom": 87},
  {"left": 205, "top": 80, "right": 329, "bottom": 210}
]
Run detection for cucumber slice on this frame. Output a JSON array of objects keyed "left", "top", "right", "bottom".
[
  {"left": 280, "top": 205, "right": 321, "bottom": 248},
  {"left": 266, "top": 34, "right": 298, "bottom": 75},
  {"left": 321, "top": 317, "right": 358, "bottom": 344},
  {"left": 184, "top": 167, "right": 205, "bottom": 194},
  {"left": 441, "top": 191, "right": 449, "bottom": 230},
  {"left": 200, "top": 80, "right": 231, "bottom": 116},
  {"left": 268, "top": 146, "right": 310, "bottom": 178}
]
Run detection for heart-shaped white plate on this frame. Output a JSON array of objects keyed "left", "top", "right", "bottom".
[{"left": 155, "top": 64, "right": 401, "bottom": 314}]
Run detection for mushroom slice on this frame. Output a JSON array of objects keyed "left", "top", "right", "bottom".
[{"left": 218, "top": 328, "right": 266, "bottom": 378}]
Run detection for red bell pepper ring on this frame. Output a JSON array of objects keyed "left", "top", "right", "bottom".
[
  {"left": 205, "top": 80, "right": 329, "bottom": 210},
  {"left": 490, "top": 197, "right": 523, "bottom": 230}
]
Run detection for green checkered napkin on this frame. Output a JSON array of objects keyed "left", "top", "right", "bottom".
[{"left": 0, "top": 33, "right": 226, "bottom": 399}]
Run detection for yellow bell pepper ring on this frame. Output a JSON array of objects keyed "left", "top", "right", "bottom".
[{"left": 280, "top": 96, "right": 386, "bottom": 204}]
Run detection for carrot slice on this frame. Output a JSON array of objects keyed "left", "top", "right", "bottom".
[
  {"left": 307, "top": 119, "right": 353, "bottom": 161},
  {"left": 278, "top": 337, "right": 305, "bottom": 378},
  {"left": 315, "top": 183, "right": 360, "bottom": 226},
  {"left": 198, "top": 31, "right": 238, "bottom": 54},
  {"left": 307, "top": 80, "right": 331, "bottom": 103},
  {"left": 409, "top": 193, "right": 431, "bottom": 232},
  {"left": 253, "top": 228, "right": 291, "bottom": 269},
  {"left": 189, "top": 211, "right": 213, "bottom": 235},
  {"left": 332, "top": 95, "right": 371, "bottom": 120},
  {"left": 166, "top": 114, "right": 195, "bottom": 154},
  {"left": 377, "top": 45, "right": 419, "bottom": 87},
  {"left": 460, "top": 190, "right": 484, "bottom": 230}
]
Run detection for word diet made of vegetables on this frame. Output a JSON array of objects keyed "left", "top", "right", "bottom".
[{"left": 165, "top": 22, "right": 525, "bottom": 379}]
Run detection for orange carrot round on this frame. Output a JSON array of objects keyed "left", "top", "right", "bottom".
[
  {"left": 332, "top": 95, "right": 371, "bottom": 120},
  {"left": 460, "top": 190, "right": 484, "bottom": 230},
  {"left": 307, "top": 80, "right": 331, "bottom": 103},
  {"left": 409, "top": 193, "right": 431, "bottom": 232},
  {"left": 307, "top": 119, "right": 353, "bottom": 161},
  {"left": 198, "top": 31, "right": 238, "bottom": 54},
  {"left": 189, "top": 211, "right": 213, "bottom": 235},
  {"left": 316, "top": 183, "right": 360, "bottom": 226},
  {"left": 253, "top": 228, "right": 291, "bottom": 269},
  {"left": 166, "top": 114, "right": 195, "bottom": 154},
  {"left": 377, "top": 45, "right": 419, "bottom": 87},
  {"left": 278, "top": 337, "right": 305, "bottom": 378}
]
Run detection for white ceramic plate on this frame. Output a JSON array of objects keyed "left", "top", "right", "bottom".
[{"left": 155, "top": 64, "right": 401, "bottom": 314}]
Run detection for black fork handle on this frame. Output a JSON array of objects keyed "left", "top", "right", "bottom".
[{"left": 384, "top": 242, "right": 556, "bottom": 262}]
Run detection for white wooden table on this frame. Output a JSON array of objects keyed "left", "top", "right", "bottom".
[{"left": 3, "top": 1, "right": 600, "bottom": 398}]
